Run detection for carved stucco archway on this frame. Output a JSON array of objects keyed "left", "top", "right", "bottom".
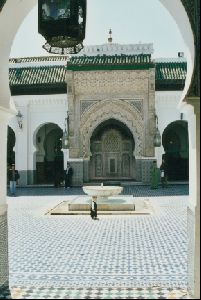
[{"left": 80, "top": 99, "right": 144, "bottom": 158}]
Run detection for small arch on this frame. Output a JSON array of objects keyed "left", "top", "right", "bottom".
[
  {"left": 162, "top": 120, "right": 189, "bottom": 181},
  {"left": 7, "top": 125, "right": 16, "bottom": 166},
  {"left": 34, "top": 122, "right": 64, "bottom": 185}
]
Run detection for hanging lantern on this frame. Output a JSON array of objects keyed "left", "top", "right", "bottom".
[
  {"left": 38, "top": 0, "right": 87, "bottom": 54},
  {"left": 154, "top": 128, "right": 162, "bottom": 147},
  {"left": 62, "top": 112, "right": 69, "bottom": 149},
  {"left": 154, "top": 115, "right": 161, "bottom": 147},
  {"left": 62, "top": 128, "right": 69, "bottom": 149}
]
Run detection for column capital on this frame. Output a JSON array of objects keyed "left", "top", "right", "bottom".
[{"left": 185, "top": 97, "right": 200, "bottom": 116}]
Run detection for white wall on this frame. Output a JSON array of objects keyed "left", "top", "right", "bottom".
[
  {"left": 8, "top": 94, "right": 67, "bottom": 185},
  {"left": 155, "top": 91, "right": 188, "bottom": 165}
]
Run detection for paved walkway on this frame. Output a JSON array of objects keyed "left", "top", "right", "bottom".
[
  {"left": 8, "top": 184, "right": 189, "bottom": 197},
  {"left": 6, "top": 185, "right": 189, "bottom": 299}
]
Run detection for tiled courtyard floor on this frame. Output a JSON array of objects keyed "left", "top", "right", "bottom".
[{"left": 7, "top": 186, "right": 189, "bottom": 299}]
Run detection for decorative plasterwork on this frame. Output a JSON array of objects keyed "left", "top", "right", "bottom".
[
  {"left": 80, "top": 99, "right": 144, "bottom": 158},
  {"left": 80, "top": 100, "right": 98, "bottom": 116},
  {"left": 73, "top": 70, "right": 149, "bottom": 95},
  {"left": 125, "top": 99, "right": 144, "bottom": 117}
]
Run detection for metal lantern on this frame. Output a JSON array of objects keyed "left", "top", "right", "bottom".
[
  {"left": 62, "top": 128, "right": 69, "bottom": 149},
  {"left": 154, "top": 128, "right": 162, "bottom": 147},
  {"left": 154, "top": 115, "right": 161, "bottom": 147},
  {"left": 16, "top": 111, "right": 23, "bottom": 129},
  {"left": 38, "top": 0, "right": 87, "bottom": 54},
  {"left": 62, "top": 112, "right": 69, "bottom": 149}
]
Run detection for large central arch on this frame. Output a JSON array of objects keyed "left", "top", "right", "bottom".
[{"left": 0, "top": 0, "right": 195, "bottom": 110}]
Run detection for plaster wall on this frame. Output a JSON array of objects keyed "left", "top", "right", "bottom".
[
  {"left": 155, "top": 91, "right": 188, "bottom": 166},
  {"left": 8, "top": 94, "right": 67, "bottom": 185}
]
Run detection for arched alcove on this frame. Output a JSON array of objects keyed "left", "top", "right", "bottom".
[
  {"left": 90, "top": 119, "right": 136, "bottom": 180},
  {"left": 35, "top": 123, "right": 63, "bottom": 184},
  {"left": 162, "top": 120, "right": 189, "bottom": 181},
  {"left": 7, "top": 126, "right": 16, "bottom": 166}
]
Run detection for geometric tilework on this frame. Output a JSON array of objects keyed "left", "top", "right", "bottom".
[
  {"left": 11, "top": 286, "right": 188, "bottom": 299},
  {"left": 8, "top": 194, "right": 188, "bottom": 291},
  {"left": 8, "top": 184, "right": 189, "bottom": 197},
  {"left": 0, "top": 213, "right": 9, "bottom": 287},
  {"left": 187, "top": 207, "right": 195, "bottom": 296}
]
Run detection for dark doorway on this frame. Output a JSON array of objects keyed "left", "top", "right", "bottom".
[
  {"left": 36, "top": 123, "right": 64, "bottom": 184},
  {"left": 162, "top": 121, "right": 189, "bottom": 181},
  {"left": 7, "top": 126, "right": 16, "bottom": 166}
]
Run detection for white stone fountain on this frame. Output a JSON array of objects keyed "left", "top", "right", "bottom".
[{"left": 83, "top": 184, "right": 123, "bottom": 202}]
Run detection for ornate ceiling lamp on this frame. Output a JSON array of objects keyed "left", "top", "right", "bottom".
[{"left": 38, "top": 0, "right": 87, "bottom": 54}]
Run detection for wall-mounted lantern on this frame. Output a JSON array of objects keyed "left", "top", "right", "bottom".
[
  {"left": 16, "top": 111, "right": 23, "bottom": 129},
  {"left": 62, "top": 112, "right": 69, "bottom": 149},
  {"left": 38, "top": 0, "right": 87, "bottom": 54},
  {"left": 154, "top": 115, "right": 161, "bottom": 147}
]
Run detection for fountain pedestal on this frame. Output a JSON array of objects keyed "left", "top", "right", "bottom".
[{"left": 82, "top": 186, "right": 123, "bottom": 201}]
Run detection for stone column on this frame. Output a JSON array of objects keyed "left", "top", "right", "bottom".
[
  {"left": 63, "top": 149, "right": 69, "bottom": 170},
  {"left": 193, "top": 99, "right": 200, "bottom": 300},
  {"left": 186, "top": 97, "right": 200, "bottom": 299},
  {"left": 0, "top": 106, "right": 14, "bottom": 298},
  {"left": 14, "top": 105, "right": 28, "bottom": 186}
]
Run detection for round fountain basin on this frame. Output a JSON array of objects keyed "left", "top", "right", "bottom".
[{"left": 83, "top": 186, "right": 123, "bottom": 197}]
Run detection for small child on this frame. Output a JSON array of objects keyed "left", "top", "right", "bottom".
[{"left": 90, "top": 196, "right": 98, "bottom": 220}]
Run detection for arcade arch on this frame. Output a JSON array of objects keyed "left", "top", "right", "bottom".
[
  {"left": 162, "top": 121, "right": 189, "bottom": 181},
  {"left": 34, "top": 123, "right": 64, "bottom": 184},
  {"left": 7, "top": 126, "right": 16, "bottom": 167}
]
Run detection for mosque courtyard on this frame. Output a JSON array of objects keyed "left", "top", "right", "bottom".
[{"left": 5, "top": 185, "right": 189, "bottom": 299}]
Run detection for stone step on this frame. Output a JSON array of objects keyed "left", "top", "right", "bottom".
[
  {"left": 68, "top": 203, "right": 135, "bottom": 211},
  {"left": 50, "top": 211, "right": 150, "bottom": 215}
]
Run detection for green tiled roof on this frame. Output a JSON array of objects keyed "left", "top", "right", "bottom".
[
  {"left": 67, "top": 55, "right": 154, "bottom": 71},
  {"left": 9, "top": 56, "right": 68, "bottom": 63},
  {"left": 9, "top": 65, "right": 67, "bottom": 95},
  {"left": 155, "top": 62, "right": 187, "bottom": 91},
  {"left": 9, "top": 56, "right": 187, "bottom": 95}
]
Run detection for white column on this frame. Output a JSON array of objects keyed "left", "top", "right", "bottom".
[
  {"left": 14, "top": 105, "right": 28, "bottom": 186},
  {"left": 0, "top": 106, "right": 15, "bottom": 207},
  {"left": 184, "top": 98, "right": 200, "bottom": 299},
  {"left": 155, "top": 146, "right": 164, "bottom": 166},
  {"left": 63, "top": 149, "right": 69, "bottom": 170},
  {"left": 0, "top": 105, "right": 15, "bottom": 292}
]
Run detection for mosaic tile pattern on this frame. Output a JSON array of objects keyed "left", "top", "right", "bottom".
[
  {"left": 11, "top": 286, "right": 188, "bottom": 299},
  {"left": 187, "top": 207, "right": 195, "bottom": 296},
  {"left": 8, "top": 184, "right": 189, "bottom": 197},
  {"left": 0, "top": 213, "right": 9, "bottom": 287},
  {"left": 8, "top": 195, "right": 188, "bottom": 290}
]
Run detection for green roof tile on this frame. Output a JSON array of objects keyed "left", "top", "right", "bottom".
[
  {"left": 156, "top": 62, "right": 187, "bottom": 80},
  {"left": 67, "top": 54, "right": 154, "bottom": 71},
  {"left": 9, "top": 56, "right": 187, "bottom": 94},
  {"left": 155, "top": 62, "right": 187, "bottom": 90}
]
